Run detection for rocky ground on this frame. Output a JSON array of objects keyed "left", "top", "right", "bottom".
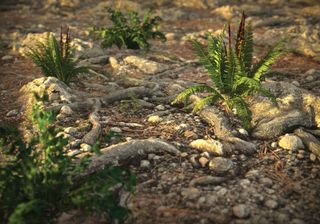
[{"left": 1, "top": 0, "right": 320, "bottom": 223}]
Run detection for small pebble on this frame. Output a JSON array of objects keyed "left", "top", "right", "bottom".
[
  {"left": 110, "top": 127, "right": 122, "bottom": 133},
  {"left": 265, "top": 199, "right": 278, "bottom": 209},
  {"left": 2, "top": 55, "right": 13, "bottom": 61},
  {"left": 271, "top": 142, "right": 278, "bottom": 148},
  {"left": 232, "top": 204, "right": 250, "bottom": 218},
  {"left": 140, "top": 160, "right": 150, "bottom": 168},
  {"left": 180, "top": 152, "right": 188, "bottom": 158},
  {"left": 80, "top": 143, "right": 92, "bottom": 152},
  {"left": 199, "top": 157, "right": 209, "bottom": 167},
  {"left": 155, "top": 104, "right": 165, "bottom": 110},
  {"left": 310, "top": 153, "right": 317, "bottom": 162},
  {"left": 238, "top": 128, "right": 249, "bottom": 136},
  {"left": 6, "top": 109, "right": 19, "bottom": 117},
  {"left": 148, "top": 115, "right": 162, "bottom": 123}
]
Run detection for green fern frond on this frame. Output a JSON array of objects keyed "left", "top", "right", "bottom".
[
  {"left": 251, "top": 39, "right": 285, "bottom": 80},
  {"left": 229, "top": 97, "right": 252, "bottom": 129},
  {"left": 192, "top": 38, "right": 224, "bottom": 90},
  {"left": 172, "top": 85, "right": 218, "bottom": 105},
  {"left": 26, "top": 32, "right": 87, "bottom": 85},
  {"left": 192, "top": 94, "right": 221, "bottom": 113}
]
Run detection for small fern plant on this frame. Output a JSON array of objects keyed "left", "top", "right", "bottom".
[
  {"left": 172, "top": 12, "right": 284, "bottom": 129},
  {"left": 26, "top": 27, "right": 87, "bottom": 85},
  {"left": 0, "top": 102, "right": 136, "bottom": 224},
  {"left": 93, "top": 8, "right": 166, "bottom": 49}
]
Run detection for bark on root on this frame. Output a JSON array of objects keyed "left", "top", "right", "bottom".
[
  {"left": 86, "top": 139, "right": 180, "bottom": 175},
  {"left": 82, "top": 99, "right": 101, "bottom": 145},
  {"left": 294, "top": 128, "right": 320, "bottom": 158},
  {"left": 189, "top": 95, "right": 235, "bottom": 138}
]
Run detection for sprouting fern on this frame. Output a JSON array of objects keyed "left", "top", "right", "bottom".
[
  {"left": 172, "top": 12, "right": 284, "bottom": 130},
  {"left": 93, "top": 8, "right": 166, "bottom": 49},
  {"left": 26, "top": 27, "right": 88, "bottom": 85}
]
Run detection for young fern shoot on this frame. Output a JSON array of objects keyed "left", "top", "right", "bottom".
[
  {"left": 27, "top": 27, "right": 88, "bottom": 85},
  {"left": 172, "top": 12, "right": 284, "bottom": 130}
]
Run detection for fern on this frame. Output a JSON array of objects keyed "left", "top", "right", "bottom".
[
  {"left": 172, "top": 12, "right": 283, "bottom": 129},
  {"left": 26, "top": 27, "right": 87, "bottom": 85},
  {"left": 93, "top": 8, "right": 166, "bottom": 49},
  {"left": 251, "top": 39, "right": 285, "bottom": 80}
]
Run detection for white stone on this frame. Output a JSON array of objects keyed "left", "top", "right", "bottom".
[
  {"left": 310, "top": 153, "right": 317, "bottom": 162},
  {"left": 271, "top": 142, "right": 278, "bottom": 148},
  {"left": 238, "top": 128, "right": 249, "bottom": 136},
  {"left": 189, "top": 139, "right": 224, "bottom": 156},
  {"left": 265, "top": 199, "right": 278, "bottom": 209},
  {"left": 232, "top": 204, "right": 250, "bottom": 218},
  {"left": 1, "top": 55, "right": 13, "bottom": 61},
  {"left": 291, "top": 80, "right": 300, "bottom": 86},
  {"left": 60, "top": 105, "right": 73, "bottom": 115},
  {"left": 199, "top": 157, "right": 209, "bottom": 167},
  {"left": 109, "top": 56, "right": 119, "bottom": 69},
  {"left": 148, "top": 115, "right": 162, "bottom": 123},
  {"left": 306, "top": 75, "right": 314, "bottom": 81},
  {"left": 110, "top": 127, "right": 122, "bottom": 133},
  {"left": 80, "top": 143, "right": 92, "bottom": 152},
  {"left": 155, "top": 104, "right": 165, "bottom": 111},
  {"left": 140, "top": 160, "right": 150, "bottom": 168},
  {"left": 278, "top": 134, "right": 304, "bottom": 151},
  {"left": 208, "top": 157, "right": 233, "bottom": 174},
  {"left": 123, "top": 55, "right": 168, "bottom": 74},
  {"left": 6, "top": 109, "right": 19, "bottom": 117},
  {"left": 64, "top": 127, "right": 78, "bottom": 135}
]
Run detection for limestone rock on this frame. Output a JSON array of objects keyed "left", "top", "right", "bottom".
[
  {"left": 189, "top": 139, "right": 224, "bottom": 156},
  {"left": 6, "top": 109, "right": 19, "bottom": 117},
  {"left": 148, "top": 115, "right": 163, "bottom": 123},
  {"left": 208, "top": 157, "right": 233, "bottom": 175},
  {"left": 232, "top": 204, "right": 250, "bottom": 218},
  {"left": 250, "top": 81, "right": 320, "bottom": 139},
  {"left": 124, "top": 56, "right": 169, "bottom": 74},
  {"left": 20, "top": 77, "right": 74, "bottom": 115},
  {"left": 278, "top": 134, "right": 304, "bottom": 151}
]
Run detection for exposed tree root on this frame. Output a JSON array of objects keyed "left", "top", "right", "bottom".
[
  {"left": 221, "top": 137, "right": 257, "bottom": 155},
  {"left": 86, "top": 139, "right": 180, "bottom": 175},
  {"left": 82, "top": 99, "right": 101, "bottom": 145},
  {"left": 294, "top": 128, "right": 320, "bottom": 158},
  {"left": 189, "top": 95, "right": 235, "bottom": 138}
]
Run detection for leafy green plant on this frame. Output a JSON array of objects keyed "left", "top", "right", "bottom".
[
  {"left": 172, "top": 12, "right": 284, "bottom": 129},
  {"left": 26, "top": 27, "right": 88, "bottom": 85},
  {"left": 93, "top": 8, "right": 166, "bottom": 49},
  {"left": 0, "top": 102, "right": 136, "bottom": 224}
]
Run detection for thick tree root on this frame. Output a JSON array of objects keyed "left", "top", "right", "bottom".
[
  {"left": 86, "top": 139, "right": 180, "bottom": 175},
  {"left": 189, "top": 95, "right": 235, "bottom": 138},
  {"left": 294, "top": 128, "right": 320, "bottom": 158},
  {"left": 82, "top": 99, "right": 101, "bottom": 145}
]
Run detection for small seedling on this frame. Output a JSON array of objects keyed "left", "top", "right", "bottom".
[
  {"left": 27, "top": 27, "right": 88, "bottom": 85},
  {"left": 93, "top": 8, "right": 166, "bottom": 49},
  {"left": 172, "top": 12, "right": 284, "bottom": 129}
]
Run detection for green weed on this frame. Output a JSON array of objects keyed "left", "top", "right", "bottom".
[{"left": 93, "top": 8, "right": 166, "bottom": 49}]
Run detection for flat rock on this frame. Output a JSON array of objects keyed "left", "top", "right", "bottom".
[
  {"left": 232, "top": 204, "right": 250, "bottom": 218},
  {"left": 250, "top": 81, "right": 320, "bottom": 139},
  {"left": 208, "top": 157, "right": 234, "bottom": 175},
  {"left": 278, "top": 134, "right": 304, "bottom": 151},
  {"left": 124, "top": 56, "right": 169, "bottom": 75},
  {"left": 189, "top": 139, "right": 224, "bottom": 156}
]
